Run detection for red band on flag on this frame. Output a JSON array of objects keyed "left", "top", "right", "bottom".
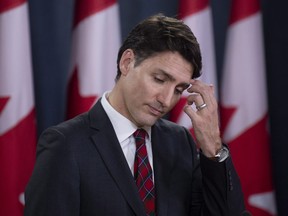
[
  {"left": 229, "top": 0, "right": 260, "bottom": 25},
  {"left": 178, "top": 0, "right": 208, "bottom": 19},
  {"left": 0, "top": 109, "right": 36, "bottom": 216},
  {"left": 0, "top": 0, "right": 25, "bottom": 13},
  {"left": 0, "top": 97, "right": 10, "bottom": 113},
  {"left": 67, "top": 67, "right": 97, "bottom": 119},
  {"left": 73, "top": 0, "right": 116, "bottom": 27}
]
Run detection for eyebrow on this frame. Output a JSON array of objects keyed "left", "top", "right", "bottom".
[{"left": 157, "top": 70, "right": 190, "bottom": 89}]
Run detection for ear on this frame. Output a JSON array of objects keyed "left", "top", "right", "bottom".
[{"left": 119, "top": 49, "right": 135, "bottom": 76}]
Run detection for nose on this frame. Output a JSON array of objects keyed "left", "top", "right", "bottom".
[{"left": 157, "top": 87, "right": 175, "bottom": 108}]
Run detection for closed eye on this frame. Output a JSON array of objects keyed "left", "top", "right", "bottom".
[
  {"left": 154, "top": 77, "right": 165, "bottom": 83},
  {"left": 175, "top": 88, "right": 184, "bottom": 95}
]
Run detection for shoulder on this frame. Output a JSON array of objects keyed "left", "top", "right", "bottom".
[
  {"left": 46, "top": 100, "right": 105, "bottom": 138},
  {"left": 55, "top": 113, "right": 89, "bottom": 134},
  {"left": 154, "top": 118, "right": 192, "bottom": 141},
  {"left": 38, "top": 112, "right": 92, "bottom": 149},
  {"left": 46, "top": 112, "right": 89, "bottom": 137},
  {"left": 154, "top": 118, "right": 189, "bottom": 133}
]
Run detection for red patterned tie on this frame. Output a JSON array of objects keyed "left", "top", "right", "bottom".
[{"left": 133, "top": 129, "right": 156, "bottom": 216}]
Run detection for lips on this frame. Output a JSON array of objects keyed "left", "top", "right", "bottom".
[{"left": 148, "top": 105, "right": 164, "bottom": 116}]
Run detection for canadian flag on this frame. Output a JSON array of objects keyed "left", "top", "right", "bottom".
[
  {"left": 67, "top": 0, "right": 121, "bottom": 119},
  {"left": 170, "top": 0, "right": 217, "bottom": 132},
  {"left": 0, "top": 1, "right": 36, "bottom": 215},
  {"left": 220, "top": 0, "right": 276, "bottom": 215}
]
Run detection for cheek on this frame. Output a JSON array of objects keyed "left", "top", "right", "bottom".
[
  {"left": 138, "top": 77, "right": 156, "bottom": 95},
  {"left": 126, "top": 79, "right": 152, "bottom": 104}
]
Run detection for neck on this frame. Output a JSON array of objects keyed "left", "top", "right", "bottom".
[{"left": 107, "top": 84, "right": 125, "bottom": 117}]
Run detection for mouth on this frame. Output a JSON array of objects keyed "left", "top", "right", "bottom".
[{"left": 148, "top": 105, "right": 164, "bottom": 116}]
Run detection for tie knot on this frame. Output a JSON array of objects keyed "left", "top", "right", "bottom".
[{"left": 133, "top": 129, "right": 147, "bottom": 140}]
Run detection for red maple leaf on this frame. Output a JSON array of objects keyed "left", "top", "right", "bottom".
[
  {"left": 170, "top": 97, "right": 187, "bottom": 123},
  {"left": 219, "top": 104, "right": 237, "bottom": 137},
  {"left": 220, "top": 105, "right": 273, "bottom": 216},
  {"left": 67, "top": 67, "right": 97, "bottom": 119},
  {"left": 0, "top": 97, "right": 10, "bottom": 114}
]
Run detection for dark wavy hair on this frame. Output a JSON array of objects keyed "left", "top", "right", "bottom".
[{"left": 115, "top": 14, "right": 202, "bottom": 81}]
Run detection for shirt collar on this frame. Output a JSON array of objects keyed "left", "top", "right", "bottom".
[{"left": 101, "top": 91, "right": 151, "bottom": 143}]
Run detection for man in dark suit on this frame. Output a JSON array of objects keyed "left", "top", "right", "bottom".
[{"left": 24, "top": 14, "right": 246, "bottom": 215}]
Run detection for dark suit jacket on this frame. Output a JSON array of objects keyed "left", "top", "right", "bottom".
[{"left": 24, "top": 101, "right": 245, "bottom": 216}]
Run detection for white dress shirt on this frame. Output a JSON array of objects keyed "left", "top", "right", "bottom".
[{"left": 101, "top": 91, "right": 154, "bottom": 177}]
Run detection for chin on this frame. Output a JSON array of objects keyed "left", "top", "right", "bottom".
[
  {"left": 135, "top": 116, "right": 158, "bottom": 127},
  {"left": 143, "top": 117, "right": 159, "bottom": 127}
]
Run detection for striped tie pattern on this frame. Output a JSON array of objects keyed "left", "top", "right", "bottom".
[{"left": 133, "top": 129, "right": 156, "bottom": 216}]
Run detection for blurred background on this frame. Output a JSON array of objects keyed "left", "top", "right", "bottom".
[{"left": 1, "top": 0, "right": 288, "bottom": 215}]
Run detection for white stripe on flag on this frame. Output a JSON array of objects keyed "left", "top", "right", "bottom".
[
  {"left": 221, "top": 13, "right": 267, "bottom": 142},
  {"left": 70, "top": 4, "right": 120, "bottom": 96},
  {"left": 0, "top": 3, "right": 34, "bottom": 134}
]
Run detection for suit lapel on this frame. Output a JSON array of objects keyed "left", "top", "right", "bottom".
[
  {"left": 152, "top": 122, "right": 174, "bottom": 216},
  {"left": 89, "top": 102, "right": 146, "bottom": 216}
]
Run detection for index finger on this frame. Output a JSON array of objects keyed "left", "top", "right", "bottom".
[{"left": 187, "top": 80, "right": 216, "bottom": 108}]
